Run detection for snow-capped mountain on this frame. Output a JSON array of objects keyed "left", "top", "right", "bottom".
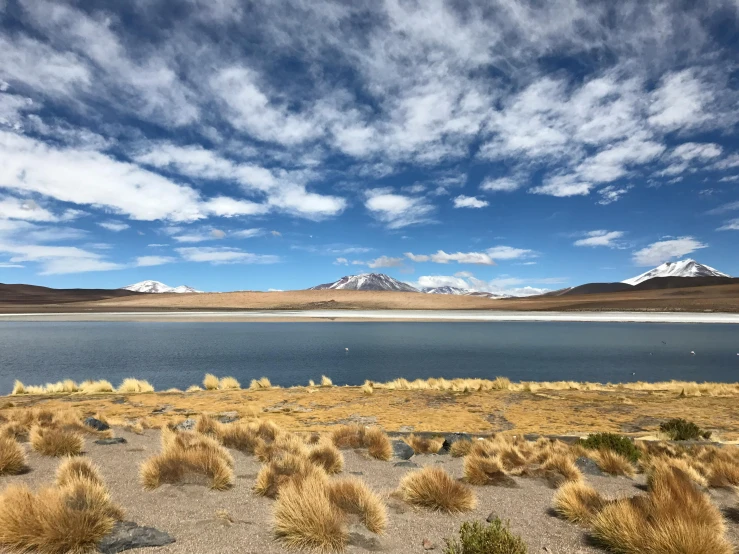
[
  {"left": 309, "top": 273, "right": 419, "bottom": 292},
  {"left": 121, "top": 280, "right": 203, "bottom": 293},
  {"left": 422, "top": 286, "right": 507, "bottom": 298},
  {"left": 623, "top": 259, "right": 730, "bottom": 286}
]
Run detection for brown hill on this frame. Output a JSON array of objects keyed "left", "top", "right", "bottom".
[{"left": 0, "top": 283, "right": 141, "bottom": 305}]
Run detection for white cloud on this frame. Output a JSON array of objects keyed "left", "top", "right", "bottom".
[
  {"left": 405, "top": 250, "right": 494, "bottom": 265},
  {"left": 632, "top": 237, "right": 707, "bottom": 266},
  {"left": 415, "top": 275, "right": 471, "bottom": 289},
  {"left": 530, "top": 175, "right": 593, "bottom": 197},
  {"left": 367, "top": 256, "right": 404, "bottom": 268},
  {"left": 453, "top": 195, "right": 488, "bottom": 209},
  {"left": 0, "top": 196, "right": 81, "bottom": 222},
  {"left": 574, "top": 230, "right": 625, "bottom": 248},
  {"left": 98, "top": 221, "right": 129, "bottom": 232},
  {"left": 485, "top": 246, "right": 536, "bottom": 260},
  {"left": 334, "top": 257, "right": 348, "bottom": 265},
  {"left": 364, "top": 190, "right": 434, "bottom": 229},
  {"left": 647, "top": 70, "right": 712, "bottom": 132},
  {"left": 480, "top": 177, "right": 522, "bottom": 193},
  {"left": 135, "top": 256, "right": 176, "bottom": 267},
  {"left": 202, "top": 197, "right": 270, "bottom": 218},
  {"left": 672, "top": 142, "right": 722, "bottom": 161},
  {"left": 597, "top": 185, "right": 631, "bottom": 205},
  {"left": 176, "top": 246, "right": 280, "bottom": 265},
  {"left": 0, "top": 239, "right": 123, "bottom": 275},
  {"left": 232, "top": 228, "right": 264, "bottom": 238},
  {"left": 717, "top": 219, "right": 739, "bottom": 231},
  {"left": 0, "top": 263, "right": 24, "bottom": 268},
  {"left": 413, "top": 273, "right": 557, "bottom": 297}
]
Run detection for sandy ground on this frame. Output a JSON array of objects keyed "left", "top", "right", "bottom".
[
  {"left": 4, "top": 429, "right": 736, "bottom": 554},
  {"left": 2, "top": 309, "right": 739, "bottom": 323}
]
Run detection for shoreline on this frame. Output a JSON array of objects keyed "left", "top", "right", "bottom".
[{"left": 1, "top": 309, "right": 739, "bottom": 323}]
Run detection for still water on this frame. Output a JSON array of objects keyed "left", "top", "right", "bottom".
[{"left": 0, "top": 322, "right": 737, "bottom": 394}]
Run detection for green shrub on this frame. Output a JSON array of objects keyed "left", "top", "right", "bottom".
[
  {"left": 578, "top": 433, "right": 641, "bottom": 463},
  {"left": 659, "top": 418, "right": 711, "bottom": 441},
  {"left": 444, "top": 519, "right": 527, "bottom": 554}
]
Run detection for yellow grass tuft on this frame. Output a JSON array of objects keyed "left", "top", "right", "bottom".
[
  {"left": 553, "top": 480, "right": 607, "bottom": 524},
  {"left": 0, "top": 436, "right": 28, "bottom": 475},
  {"left": 117, "top": 378, "right": 155, "bottom": 393},
  {"left": 29, "top": 426, "right": 84, "bottom": 457},
  {"left": 254, "top": 452, "right": 327, "bottom": 498},
  {"left": 256, "top": 433, "right": 308, "bottom": 463},
  {"left": 398, "top": 466, "right": 476, "bottom": 513},
  {"left": 79, "top": 380, "right": 115, "bottom": 393},
  {"left": 186, "top": 385, "right": 203, "bottom": 392},
  {"left": 273, "top": 471, "right": 348, "bottom": 552},
  {"left": 647, "top": 458, "right": 708, "bottom": 488},
  {"left": 1, "top": 422, "right": 30, "bottom": 442},
  {"left": 250, "top": 377, "right": 272, "bottom": 390},
  {"left": 320, "top": 375, "right": 333, "bottom": 387},
  {"left": 219, "top": 422, "right": 262, "bottom": 453},
  {"left": 541, "top": 454, "right": 582, "bottom": 485},
  {"left": 590, "top": 450, "right": 635, "bottom": 477},
  {"left": 308, "top": 442, "right": 344, "bottom": 475},
  {"left": 328, "top": 477, "right": 387, "bottom": 534},
  {"left": 218, "top": 376, "right": 241, "bottom": 390},
  {"left": 361, "top": 381, "right": 373, "bottom": 395},
  {"left": 203, "top": 373, "right": 220, "bottom": 390},
  {"left": 463, "top": 454, "right": 509, "bottom": 486},
  {"left": 405, "top": 434, "right": 444, "bottom": 455},
  {"left": 195, "top": 414, "right": 225, "bottom": 437},
  {"left": 331, "top": 425, "right": 392, "bottom": 461},
  {"left": 11, "top": 380, "right": 25, "bottom": 395},
  {"left": 449, "top": 439, "right": 473, "bottom": 457},
  {"left": 56, "top": 457, "right": 104, "bottom": 487}
]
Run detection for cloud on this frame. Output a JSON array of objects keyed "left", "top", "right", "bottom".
[
  {"left": 631, "top": 237, "right": 707, "bottom": 266},
  {"left": 0, "top": 263, "right": 24, "bottom": 268},
  {"left": 485, "top": 246, "right": 536, "bottom": 260},
  {"left": 365, "top": 190, "right": 434, "bottom": 229},
  {"left": 334, "top": 257, "right": 348, "bottom": 265},
  {"left": 480, "top": 177, "right": 522, "bottom": 193},
  {"left": 405, "top": 250, "right": 494, "bottom": 265},
  {"left": 98, "top": 221, "right": 129, "bottom": 232},
  {"left": 717, "top": 219, "right": 739, "bottom": 231},
  {"left": 232, "top": 228, "right": 264, "bottom": 238},
  {"left": 647, "top": 70, "right": 713, "bottom": 132},
  {"left": 413, "top": 273, "right": 559, "bottom": 297},
  {"left": 574, "top": 230, "right": 625, "bottom": 248},
  {"left": 597, "top": 185, "right": 632, "bottom": 205},
  {"left": 0, "top": 238, "right": 124, "bottom": 275},
  {"left": 367, "top": 256, "right": 404, "bottom": 268},
  {"left": 672, "top": 142, "right": 722, "bottom": 161},
  {"left": 0, "top": 196, "right": 82, "bottom": 222},
  {"left": 706, "top": 201, "right": 739, "bottom": 215},
  {"left": 453, "top": 195, "right": 488, "bottom": 209},
  {"left": 530, "top": 175, "right": 593, "bottom": 197},
  {"left": 176, "top": 246, "right": 280, "bottom": 265},
  {"left": 135, "top": 255, "right": 176, "bottom": 267}
]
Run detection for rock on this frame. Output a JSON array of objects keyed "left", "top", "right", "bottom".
[
  {"left": 151, "top": 405, "right": 172, "bottom": 414},
  {"left": 542, "top": 547, "right": 552, "bottom": 553},
  {"left": 349, "top": 471, "right": 365, "bottom": 476},
  {"left": 391, "top": 440, "right": 414, "bottom": 460},
  {"left": 393, "top": 461, "right": 419, "bottom": 468},
  {"left": 95, "top": 437, "right": 127, "bottom": 445},
  {"left": 98, "top": 521, "right": 175, "bottom": 553},
  {"left": 422, "top": 538, "right": 436, "bottom": 550},
  {"left": 111, "top": 397, "right": 126, "bottom": 404},
  {"left": 347, "top": 523, "right": 383, "bottom": 551},
  {"left": 575, "top": 457, "right": 606, "bottom": 477},
  {"left": 218, "top": 411, "right": 239, "bottom": 423},
  {"left": 84, "top": 417, "right": 110, "bottom": 432},
  {"left": 486, "top": 511, "right": 499, "bottom": 523},
  {"left": 441, "top": 433, "right": 471, "bottom": 452},
  {"left": 173, "top": 418, "right": 196, "bottom": 431}
]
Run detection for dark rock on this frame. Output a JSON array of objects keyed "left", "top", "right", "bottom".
[
  {"left": 575, "top": 457, "right": 606, "bottom": 477},
  {"left": 349, "top": 471, "right": 365, "bottom": 476},
  {"left": 98, "top": 521, "right": 175, "bottom": 553},
  {"left": 173, "top": 418, "right": 196, "bottom": 431},
  {"left": 348, "top": 524, "right": 383, "bottom": 551},
  {"left": 393, "top": 461, "right": 419, "bottom": 468},
  {"left": 391, "top": 440, "right": 414, "bottom": 460},
  {"left": 486, "top": 511, "right": 499, "bottom": 523},
  {"left": 95, "top": 437, "right": 127, "bottom": 445},
  {"left": 84, "top": 417, "right": 110, "bottom": 432},
  {"left": 441, "top": 433, "right": 471, "bottom": 452}
]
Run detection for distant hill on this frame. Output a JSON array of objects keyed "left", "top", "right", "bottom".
[
  {"left": 309, "top": 273, "right": 419, "bottom": 292},
  {"left": 122, "top": 280, "right": 202, "bottom": 293},
  {"left": 0, "top": 283, "right": 141, "bottom": 304},
  {"left": 623, "top": 259, "right": 729, "bottom": 286}
]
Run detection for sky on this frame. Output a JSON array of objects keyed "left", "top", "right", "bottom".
[{"left": 0, "top": 0, "right": 738, "bottom": 295}]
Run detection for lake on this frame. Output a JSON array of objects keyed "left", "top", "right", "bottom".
[{"left": 0, "top": 321, "right": 737, "bottom": 394}]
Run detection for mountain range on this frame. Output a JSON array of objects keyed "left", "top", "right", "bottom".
[
  {"left": 622, "top": 259, "right": 729, "bottom": 286},
  {"left": 121, "top": 281, "right": 202, "bottom": 294}
]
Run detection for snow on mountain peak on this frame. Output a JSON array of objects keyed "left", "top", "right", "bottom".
[
  {"left": 309, "top": 273, "right": 419, "bottom": 292},
  {"left": 122, "top": 280, "right": 203, "bottom": 293},
  {"left": 622, "top": 259, "right": 730, "bottom": 286}
]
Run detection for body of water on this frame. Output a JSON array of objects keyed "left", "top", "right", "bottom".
[{"left": 0, "top": 322, "right": 737, "bottom": 394}]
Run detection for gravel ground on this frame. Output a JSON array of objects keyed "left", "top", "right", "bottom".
[{"left": 1, "top": 430, "right": 737, "bottom": 554}]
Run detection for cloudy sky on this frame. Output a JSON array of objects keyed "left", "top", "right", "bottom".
[{"left": 1, "top": 0, "right": 738, "bottom": 295}]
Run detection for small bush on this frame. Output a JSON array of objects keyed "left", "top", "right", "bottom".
[
  {"left": 56, "top": 457, "right": 104, "bottom": 487},
  {"left": 320, "top": 375, "right": 333, "bottom": 387},
  {"left": 578, "top": 433, "right": 641, "bottom": 463},
  {"left": 590, "top": 450, "right": 635, "bottom": 477},
  {"left": 249, "top": 377, "right": 272, "bottom": 390},
  {"left": 328, "top": 478, "right": 387, "bottom": 534},
  {"left": 255, "top": 453, "right": 327, "bottom": 498},
  {"left": 218, "top": 376, "right": 241, "bottom": 390},
  {"left": 405, "top": 434, "right": 444, "bottom": 454},
  {"left": 464, "top": 455, "right": 508, "bottom": 486},
  {"left": 203, "top": 374, "right": 220, "bottom": 390},
  {"left": 29, "top": 426, "right": 84, "bottom": 457},
  {"left": 660, "top": 418, "right": 711, "bottom": 441},
  {"left": 79, "top": 380, "right": 114, "bottom": 394},
  {"left": 0, "top": 436, "right": 28, "bottom": 475},
  {"left": 450, "top": 439, "right": 473, "bottom": 458},
  {"left": 398, "top": 467, "right": 476, "bottom": 513},
  {"left": 443, "top": 519, "right": 527, "bottom": 554},
  {"left": 308, "top": 443, "right": 344, "bottom": 475},
  {"left": 331, "top": 425, "right": 392, "bottom": 461},
  {"left": 553, "top": 481, "right": 607, "bottom": 524},
  {"left": 117, "top": 378, "right": 155, "bottom": 393}
]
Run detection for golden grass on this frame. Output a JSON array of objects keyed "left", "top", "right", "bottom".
[
  {"left": 308, "top": 442, "right": 344, "bottom": 475},
  {"left": 56, "top": 457, "right": 104, "bottom": 487},
  {"left": 11, "top": 380, "right": 25, "bottom": 395},
  {"left": 449, "top": 439, "right": 473, "bottom": 457},
  {"left": 0, "top": 436, "right": 27, "bottom": 475},
  {"left": 463, "top": 454, "right": 509, "bottom": 486},
  {"left": 320, "top": 375, "right": 333, "bottom": 387},
  {"left": 330, "top": 425, "right": 392, "bottom": 461},
  {"left": 590, "top": 450, "right": 635, "bottom": 477},
  {"left": 250, "top": 377, "right": 272, "bottom": 390},
  {"left": 404, "top": 434, "right": 444, "bottom": 454},
  {"left": 117, "top": 378, "right": 155, "bottom": 393},
  {"left": 29, "top": 425, "right": 84, "bottom": 457},
  {"left": 274, "top": 471, "right": 348, "bottom": 552},
  {"left": 219, "top": 376, "right": 241, "bottom": 390},
  {"left": 254, "top": 452, "right": 328, "bottom": 498},
  {"left": 195, "top": 413, "right": 225, "bottom": 437},
  {"left": 590, "top": 464, "right": 732, "bottom": 554},
  {"left": 186, "top": 385, "right": 203, "bottom": 392},
  {"left": 328, "top": 477, "right": 387, "bottom": 534},
  {"left": 0, "top": 459, "right": 123, "bottom": 554},
  {"left": 79, "top": 380, "right": 114, "bottom": 393},
  {"left": 553, "top": 481, "right": 608, "bottom": 525},
  {"left": 1, "top": 421, "right": 30, "bottom": 442},
  {"left": 203, "top": 373, "right": 220, "bottom": 390},
  {"left": 256, "top": 433, "right": 309, "bottom": 463},
  {"left": 646, "top": 458, "right": 708, "bottom": 488},
  {"left": 398, "top": 466, "right": 476, "bottom": 513},
  {"left": 361, "top": 381, "right": 373, "bottom": 395},
  {"left": 541, "top": 454, "right": 582, "bottom": 485},
  {"left": 220, "top": 422, "right": 262, "bottom": 453}
]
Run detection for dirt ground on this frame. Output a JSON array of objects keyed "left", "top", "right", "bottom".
[{"left": 3, "top": 429, "right": 737, "bottom": 554}]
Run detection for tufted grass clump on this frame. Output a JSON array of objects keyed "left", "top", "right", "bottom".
[
  {"left": 0, "top": 436, "right": 28, "bottom": 475},
  {"left": 117, "top": 378, "right": 155, "bottom": 393},
  {"left": 328, "top": 477, "right": 387, "bottom": 534},
  {"left": 218, "top": 376, "right": 241, "bottom": 390},
  {"left": 405, "top": 434, "right": 444, "bottom": 455},
  {"left": 331, "top": 425, "right": 392, "bottom": 461},
  {"left": 578, "top": 433, "right": 641, "bottom": 463},
  {"left": 660, "top": 418, "right": 711, "bottom": 441},
  {"left": 398, "top": 467, "right": 476, "bottom": 513},
  {"left": 443, "top": 519, "right": 527, "bottom": 554},
  {"left": 203, "top": 373, "right": 220, "bottom": 390},
  {"left": 553, "top": 481, "right": 608, "bottom": 525},
  {"left": 29, "top": 426, "right": 84, "bottom": 457}
]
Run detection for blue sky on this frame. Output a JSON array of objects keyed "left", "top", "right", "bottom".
[{"left": 0, "top": 0, "right": 738, "bottom": 295}]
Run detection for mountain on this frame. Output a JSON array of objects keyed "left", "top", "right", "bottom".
[
  {"left": 423, "top": 286, "right": 508, "bottom": 299},
  {"left": 309, "top": 273, "right": 419, "bottom": 292},
  {"left": 623, "top": 259, "right": 730, "bottom": 286},
  {"left": 0, "top": 283, "right": 140, "bottom": 304},
  {"left": 121, "top": 280, "right": 202, "bottom": 294}
]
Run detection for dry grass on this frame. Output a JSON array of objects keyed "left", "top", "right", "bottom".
[
  {"left": 255, "top": 433, "right": 308, "bottom": 463},
  {"left": 590, "top": 464, "right": 733, "bottom": 553},
  {"left": 553, "top": 481, "right": 608, "bottom": 525},
  {"left": 463, "top": 455, "right": 509, "bottom": 486},
  {"left": 328, "top": 478, "right": 387, "bottom": 534},
  {"left": 405, "top": 434, "right": 444, "bottom": 454},
  {"left": 219, "top": 376, "right": 241, "bottom": 390},
  {"left": 0, "top": 459, "right": 123, "bottom": 554},
  {"left": 308, "top": 442, "right": 344, "bottom": 475},
  {"left": 398, "top": 466, "right": 476, "bottom": 513},
  {"left": 254, "top": 453, "right": 327, "bottom": 498},
  {"left": 0, "top": 436, "right": 28, "bottom": 475},
  {"left": 186, "top": 385, "right": 203, "bottom": 392},
  {"left": 219, "top": 422, "right": 262, "bottom": 453},
  {"left": 117, "top": 378, "right": 155, "bottom": 393},
  {"left": 195, "top": 413, "right": 225, "bottom": 437},
  {"left": 29, "top": 425, "right": 84, "bottom": 457},
  {"left": 541, "top": 454, "right": 582, "bottom": 485},
  {"left": 330, "top": 425, "right": 392, "bottom": 461},
  {"left": 203, "top": 373, "right": 220, "bottom": 390},
  {"left": 646, "top": 458, "right": 708, "bottom": 488},
  {"left": 1, "top": 421, "right": 30, "bottom": 442},
  {"left": 320, "top": 375, "right": 333, "bottom": 387},
  {"left": 449, "top": 439, "right": 473, "bottom": 457},
  {"left": 361, "top": 381, "right": 373, "bottom": 395},
  {"left": 79, "top": 380, "right": 114, "bottom": 393},
  {"left": 590, "top": 449, "right": 635, "bottom": 477},
  {"left": 56, "top": 457, "right": 104, "bottom": 487},
  {"left": 250, "top": 377, "right": 272, "bottom": 390},
  {"left": 273, "top": 471, "right": 348, "bottom": 552}
]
